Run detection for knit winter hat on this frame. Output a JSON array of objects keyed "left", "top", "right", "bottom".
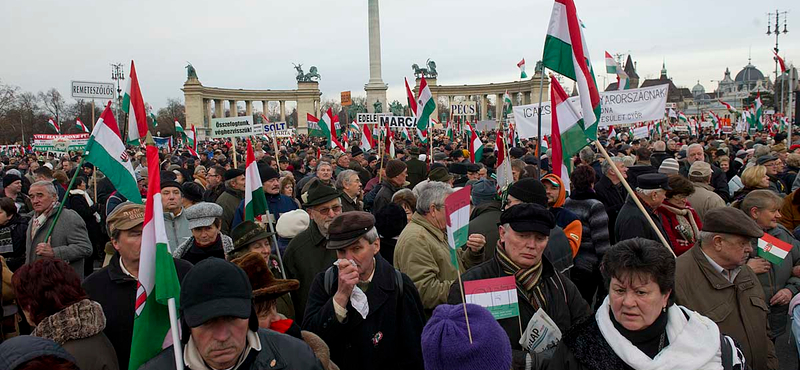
[
  {"left": 658, "top": 158, "right": 680, "bottom": 175},
  {"left": 385, "top": 159, "right": 407, "bottom": 178},
  {"left": 2, "top": 173, "right": 21, "bottom": 188},
  {"left": 422, "top": 303, "right": 512, "bottom": 370},
  {"left": 506, "top": 178, "right": 548, "bottom": 207}
]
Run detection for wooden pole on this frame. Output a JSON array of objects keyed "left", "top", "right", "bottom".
[
  {"left": 592, "top": 140, "right": 675, "bottom": 257},
  {"left": 43, "top": 158, "right": 85, "bottom": 243},
  {"left": 231, "top": 137, "right": 239, "bottom": 168},
  {"left": 456, "top": 263, "right": 473, "bottom": 344}
]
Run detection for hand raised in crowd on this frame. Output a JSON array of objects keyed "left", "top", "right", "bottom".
[
  {"left": 769, "top": 288, "right": 793, "bottom": 306},
  {"left": 466, "top": 233, "right": 486, "bottom": 253},
  {"left": 334, "top": 259, "right": 359, "bottom": 308},
  {"left": 746, "top": 257, "right": 771, "bottom": 274}
]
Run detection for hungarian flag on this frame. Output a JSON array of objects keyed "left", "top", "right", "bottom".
[
  {"left": 754, "top": 94, "right": 764, "bottom": 130},
  {"left": 444, "top": 186, "right": 471, "bottom": 268},
  {"left": 719, "top": 100, "right": 738, "bottom": 114},
  {"left": 604, "top": 51, "right": 629, "bottom": 90},
  {"left": 678, "top": 111, "right": 688, "bottom": 123},
  {"left": 757, "top": 233, "right": 793, "bottom": 265},
  {"left": 466, "top": 121, "right": 483, "bottom": 163},
  {"left": 446, "top": 121, "right": 454, "bottom": 141},
  {"left": 122, "top": 61, "right": 148, "bottom": 146},
  {"left": 464, "top": 276, "right": 519, "bottom": 320},
  {"left": 174, "top": 120, "right": 184, "bottom": 136},
  {"left": 360, "top": 123, "right": 374, "bottom": 151},
  {"left": 244, "top": 139, "right": 268, "bottom": 221},
  {"left": 128, "top": 143, "right": 182, "bottom": 370},
  {"left": 774, "top": 51, "right": 787, "bottom": 73},
  {"left": 47, "top": 117, "right": 60, "bottom": 133},
  {"left": 503, "top": 91, "right": 513, "bottom": 116},
  {"left": 543, "top": 0, "right": 601, "bottom": 140},
  {"left": 517, "top": 58, "right": 528, "bottom": 79},
  {"left": 83, "top": 103, "right": 142, "bottom": 204},
  {"left": 415, "top": 76, "right": 435, "bottom": 136},
  {"left": 549, "top": 74, "right": 589, "bottom": 191},
  {"left": 385, "top": 123, "right": 395, "bottom": 157},
  {"left": 320, "top": 108, "right": 345, "bottom": 151},
  {"left": 495, "top": 134, "right": 513, "bottom": 194},
  {"left": 75, "top": 118, "right": 89, "bottom": 133}
]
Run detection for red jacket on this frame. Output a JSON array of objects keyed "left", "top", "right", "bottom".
[{"left": 655, "top": 201, "right": 702, "bottom": 256}]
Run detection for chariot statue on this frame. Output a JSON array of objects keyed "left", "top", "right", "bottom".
[
  {"left": 185, "top": 63, "right": 198, "bottom": 79},
  {"left": 412, "top": 59, "right": 438, "bottom": 79},
  {"left": 293, "top": 63, "right": 321, "bottom": 82}
]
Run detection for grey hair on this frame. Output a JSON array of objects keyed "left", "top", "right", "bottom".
[
  {"left": 601, "top": 156, "right": 625, "bottom": 175},
  {"left": 636, "top": 188, "right": 662, "bottom": 196},
  {"left": 687, "top": 143, "right": 704, "bottom": 153},
  {"left": 364, "top": 227, "right": 379, "bottom": 244},
  {"left": 30, "top": 180, "right": 57, "bottom": 196},
  {"left": 416, "top": 181, "right": 454, "bottom": 215},
  {"left": 316, "top": 161, "right": 332, "bottom": 171},
  {"left": 579, "top": 147, "right": 595, "bottom": 164},
  {"left": 698, "top": 230, "right": 735, "bottom": 247},
  {"left": 335, "top": 170, "right": 359, "bottom": 190},
  {"left": 653, "top": 141, "right": 666, "bottom": 151}
]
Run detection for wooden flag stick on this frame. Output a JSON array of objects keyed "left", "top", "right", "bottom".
[
  {"left": 592, "top": 140, "right": 675, "bottom": 257},
  {"left": 456, "top": 263, "right": 474, "bottom": 344}
]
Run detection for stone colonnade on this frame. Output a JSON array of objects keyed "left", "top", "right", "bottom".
[
  {"left": 413, "top": 73, "right": 550, "bottom": 124},
  {"left": 183, "top": 77, "right": 321, "bottom": 135}
]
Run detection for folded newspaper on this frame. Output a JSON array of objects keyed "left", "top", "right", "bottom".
[{"left": 519, "top": 308, "right": 562, "bottom": 353}]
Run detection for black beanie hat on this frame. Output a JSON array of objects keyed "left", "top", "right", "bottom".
[
  {"left": 506, "top": 178, "right": 548, "bottom": 207},
  {"left": 375, "top": 203, "right": 408, "bottom": 239}
]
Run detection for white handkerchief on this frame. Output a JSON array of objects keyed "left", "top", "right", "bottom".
[{"left": 333, "top": 259, "right": 369, "bottom": 319}]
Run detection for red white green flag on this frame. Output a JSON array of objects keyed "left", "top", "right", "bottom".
[
  {"left": 445, "top": 186, "right": 472, "bottom": 268},
  {"left": 321, "top": 108, "right": 345, "bottom": 151},
  {"left": 360, "top": 123, "right": 374, "bottom": 152},
  {"left": 757, "top": 233, "right": 792, "bottom": 265},
  {"left": 84, "top": 103, "right": 142, "bottom": 204},
  {"left": 244, "top": 138, "right": 268, "bottom": 222},
  {"left": 122, "top": 61, "right": 148, "bottom": 146},
  {"left": 543, "top": 0, "right": 601, "bottom": 140},
  {"left": 129, "top": 143, "right": 182, "bottom": 370},
  {"left": 466, "top": 121, "right": 483, "bottom": 163},
  {"left": 774, "top": 51, "right": 787, "bottom": 73},
  {"left": 415, "top": 76, "right": 435, "bottom": 136},
  {"left": 47, "top": 117, "right": 60, "bottom": 133},
  {"left": 517, "top": 58, "right": 528, "bottom": 79},
  {"left": 719, "top": 100, "right": 738, "bottom": 114},
  {"left": 549, "top": 74, "right": 589, "bottom": 191},
  {"left": 495, "top": 133, "right": 513, "bottom": 194},
  {"left": 754, "top": 94, "right": 764, "bottom": 131},
  {"left": 76, "top": 118, "right": 89, "bottom": 133},
  {"left": 604, "top": 51, "right": 629, "bottom": 90}
]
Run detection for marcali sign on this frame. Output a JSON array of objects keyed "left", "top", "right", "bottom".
[
  {"left": 379, "top": 115, "right": 417, "bottom": 128},
  {"left": 512, "top": 84, "right": 669, "bottom": 139}
]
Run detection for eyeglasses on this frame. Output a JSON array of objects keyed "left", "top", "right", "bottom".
[{"left": 315, "top": 205, "right": 342, "bottom": 215}]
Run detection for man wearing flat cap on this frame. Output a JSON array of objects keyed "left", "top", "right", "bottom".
[
  {"left": 449, "top": 204, "right": 590, "bottom": 369},
  {"left": 284, "top": 180, "right": 344, "bottom": 325},
  {"left": 304, "top": 211, "right": 425, "bottom": 370},
  {"left": 216, "top": 168, "right": 246, "bottom": 236},
  {"left": 372, "top": 159, "right": 408, "bottom": 215},
  {"left": 686, "top": 161, "right": 726, "bottom": 221},
  {"left": 139, "top": 258, "right": 323, "bottom": 370},
  {"left": 615, "top": 173, "right": 674, "bottom": 250},
  {"left": 674, "top": 207, "right": 778, "bottom": 370},
  {"left": 84, "top": 202, "right": 193, "bottom": 370}
]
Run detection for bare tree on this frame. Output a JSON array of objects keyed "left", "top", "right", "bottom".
[
  {"left": 0, "top": 79, "right": 19, "bottom": 120},
  {"left": 38, "top": 88, "right": 66, "bottom": 122},
  {"left": 156, "top": 98, "right": 186, "bottom": 136}
]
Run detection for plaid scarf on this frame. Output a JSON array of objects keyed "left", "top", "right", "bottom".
[
  {"left": 495, "top": 241, "right": 546, "bottom": 310},
  {"left": 30, "top": 201, "right": 56, "bottom": 239}
]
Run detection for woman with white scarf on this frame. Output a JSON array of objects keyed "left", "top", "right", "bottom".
[{"left": 548, "top": 238, "right": 745, "bottom": 370}]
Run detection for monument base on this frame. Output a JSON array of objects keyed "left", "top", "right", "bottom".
[{"left": 365, "top": 82, "right": 388, "bottom": 113}]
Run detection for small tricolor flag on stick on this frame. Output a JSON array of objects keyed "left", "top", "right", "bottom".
[
  {"left": 464, "top": 276, "right": 520, "bottom": 320},
  {"left": 757, "top": 233, "right": 793, "bottom": 265},
  {"left": 517, "top": 58, "right": 527, "bottom": 79},
  {"left": 445, "top": 186, "right": 472, "bottom": 268}
]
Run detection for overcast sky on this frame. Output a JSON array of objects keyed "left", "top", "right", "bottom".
[{"left": 1, "top": 0, "right": 796, "bottom": 111}]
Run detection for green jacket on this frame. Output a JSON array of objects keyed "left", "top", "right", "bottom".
[
  {"left": 394, "top": 213, "right": 483, "bottom": 314},
  {"left": 284, "top": 220, "right": 338, "bottom": 326}
]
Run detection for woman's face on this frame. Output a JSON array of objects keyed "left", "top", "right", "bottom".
[
  {"left": 719, "top": 160, "right": 729, "bottom": 172},
  {"left": 0, "top": 209, "right": 10, "bottom": 225},
  {"left": 668, "top": 193, "right": 687, "bottom": 207},
  {"left": 192, "top": 223, "right": 221, "bottom": 246},
  {"left": 282, "top": 183, "right": 293, "bottom": 196},
  {"left": 402, "top": 204, "right": 413, "bottom": 222},
  {"left": 609, "top": 275, "right": 670, "bottom": 331},
  {"left": 174, "top": 171, "right": 185, "bottom": 183},
  {"left": 752, "top": 204, "right": 781, "bottom": 230},
  {"left": 247, "top": 238, "right": 272, "bottom": 260},
  {"left": 77, "top": 181, "right": 87, "bottom": 191},
  {"left": 759, "top": 174, "right": 770, "bottom": 188}
]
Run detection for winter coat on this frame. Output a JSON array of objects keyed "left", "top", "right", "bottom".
[
  {"left": 625, "top": 164, "right": 657, "bottom": 189},
  {"left": 372, "top": 180, "right": 403, "bottom": 215},
  {"left": 25, "top": 206, "right": 92, "bottom": 279},
  {"left": 163, "top": 209, "right": 191, "bottom": 251},
  {"left": 363, "top": 182, "right": 382, "bottom": 212},
  {"left": 615, "top": 195, "right": 673, "bottom": 251},
  {"left": 303, "top": 254, "right": 425, "bottom": 370},
  {"left": 349, "top": 161, "right": 372, "bottom": 188},
  {"left": 750, "top": 224, "right": 800, "bottom": 338},
  {"left": 379, "top": 237, "right": 397, "bottom": 266},
  {"left": 66, "top": 190, "right": 103, "bottom": 251},
  {"left": 469, "top": 200, "right": 502, "bottom": 258},
  {"left": 1, "top": 255, "right": 12, "bottom": 303},
  {"left": 448, "top": 255, "right": 591, "bottom": 370},
  {"left": 231, "top": 193, "right": 299, "bottom": 231},
  {"left": 564, "top": 190, "right": 611, "bottom": 273},
  {"left": 394, "top": 213, "right": 483, "bottom": 314},
  {"left": 140, "top": 329, "right": 324, "bottom": 370},
  {"left": 31, "top": 299, "right": 118, "bottom": 370},
  {"left": 203, "top": 183, "right": 225, "bottom": 202},
  {"left": 680, "top": 162, "right": 730, "bottom": 203},
  {"left": 594, "top": 175, "right": 626, "bottom": 244},
  {"left": 779, "top": 189, "right": 800, "bottom": 231},
  {"left": 674, "top": 245, "right": 779, "bottom": 370},
  {"left": 768, "top": 175, "right": 788, "bottom": 196},
  {"left": 216, "top": 187, "right": 244, "bottom": 236},
  {"left": 543, "top": 173, "right": 583, "bottom": 257},
  {"left": 172, "top": 234, "right": 233, "bottom": 264},
  {"left": 405, "top": 157, "right": 428, "bottom": 189},
  {"left": 686, "top": 182, "right": 726, "bottom": 223},
  {"left": 339, "top": 191, "right": 363, "bottom": 213},
  {"left": 284, "top": 220, "right": 338, "bottom": 326},
  {"left": 654, "top": 200, "right": 702, "bottom": 256},
  {"left": 83, "top": 253, "right": 193, "bottom": 370},
  {"left": 650, "top": 151, "right": 671, "bottom": 169},
  {"left": 0, "top": 213, "right": 29, "bottom": 271}
]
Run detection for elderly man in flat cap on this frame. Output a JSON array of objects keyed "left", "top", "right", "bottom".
[
  {"left": 216, "top": 168, "right": 246, "bottom": 235},
  {"left": 615, "top": 173, "right": 674, "bottom": 250},
  {"left": 303, "top": 211, "right": 425, "bottom": 370},
  {"left": 139, "top": 258, "right": 323, "bottom": 370},
  {"left": 674, "top": 207, "right": 778, "bottom": 370},
  {"left": 449, "top": 203, "right": 590, "bottom": 369}
]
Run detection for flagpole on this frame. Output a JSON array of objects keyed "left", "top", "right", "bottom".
[
  {"left": 43, "top": 158, "right": 85, "bottom": 243},
  {"left": 167, "top": 297, "right": 185, "bottom": 370},
  {"left": 592, "top": 140, "right": 675, "bottom": 257},
  {"left": 535, "top": 63, "right": 546, "bottom": 179},
  {"left": 456, "top": 264, "right": 473, "bottom": 344},
  {"left": 231, "top": 137, "right": 239, "bottom": 168}
]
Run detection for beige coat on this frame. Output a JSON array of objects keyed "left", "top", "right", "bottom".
[
  {"left": 686, "top": 182, "right": 726, "bottom": 223},
  {"left": 394, "top": 213, "right": 483, "bottom": 313}
]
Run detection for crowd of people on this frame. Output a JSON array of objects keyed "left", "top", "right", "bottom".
[{"left": 0, "top": 125, "right": 799, "bottom": 370}]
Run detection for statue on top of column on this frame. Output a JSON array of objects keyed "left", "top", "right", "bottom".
[
  {"left": 412, "top": 59, "right": 438, "bottom": 79},
  {"left": 186, "top": 63, "right": 198, "bottom": 80},
  {"left": 293, "top": 63, "right": 321, "bottom": 82}
]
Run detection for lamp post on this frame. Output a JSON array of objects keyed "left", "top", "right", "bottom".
[
  {"left": 767, "top": 10, "right": 789, "bottom": 114},
  {"left": 111, "top": 63, "right": 125, "bottom": 136}
]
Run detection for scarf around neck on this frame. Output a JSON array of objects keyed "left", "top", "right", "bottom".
[
  {"left": 660, "top": 201, "right": 699, "bottom": 243},
  {"left": 495, "top": 241, "right": 545, "bottom": 309}
]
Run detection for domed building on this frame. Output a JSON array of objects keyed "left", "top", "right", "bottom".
[
  {"left": 691, "top": 81, "right": 706, "bottom": 97},
  {"left": 735, "top": 62, "right": 767, "bottom": 92}
]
